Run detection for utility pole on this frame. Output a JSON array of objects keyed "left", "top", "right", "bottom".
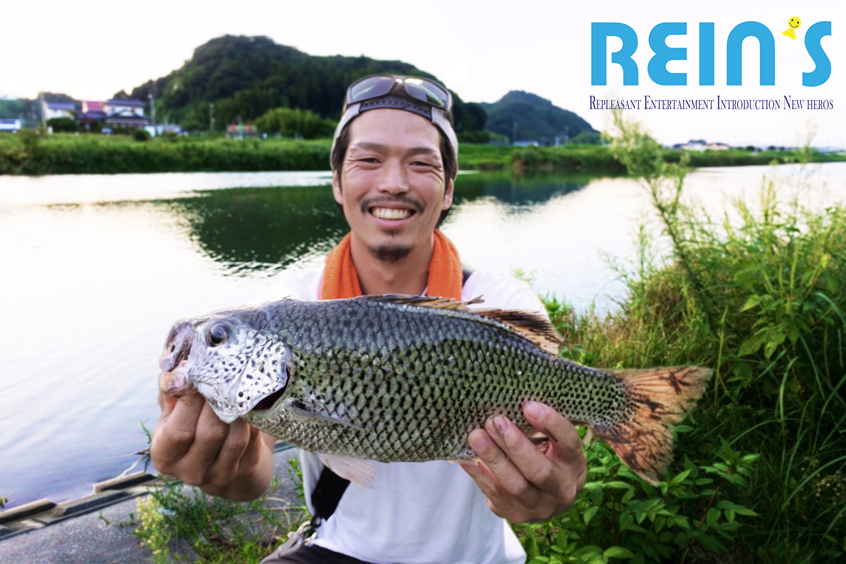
[
  {"left": 39, "top": 92, "right": 46, "bottom": 129},
  {"left": 209, "top": 103, "right": 215, "bottom": 133},
  {"left": 147, "top": 80, "right": 156, "bottom": 127}
]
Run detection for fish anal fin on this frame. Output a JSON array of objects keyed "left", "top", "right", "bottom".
[
  {"left": 476, "top": 309, "right": 564, "bottom": 355},
  {"left": 318, "top": 453, "right": 376, "bottom": 490},
  {"left": 357, "top": 294, "right": 484, "bottom": 311},
  {"left": 593, "top": 366, "right": 712, "bottom": 484},
  {"left": 283, "top": 399, "right": 364, "bottom": 431}
]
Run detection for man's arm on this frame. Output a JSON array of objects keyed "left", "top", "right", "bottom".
[{"left": 150, "top": 391, "right": 277, "bottom": 502}]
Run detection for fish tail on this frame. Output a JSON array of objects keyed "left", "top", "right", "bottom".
[{"left": 591, "top": 366, "right": 712, "bottom": 484}]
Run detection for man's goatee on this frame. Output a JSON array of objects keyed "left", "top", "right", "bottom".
[{"left": 369, "top": 244, "right": 413, "bottom": 263}]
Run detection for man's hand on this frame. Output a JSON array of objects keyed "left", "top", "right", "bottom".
[
  {"left": 459, "top": 401, "right": 587, "bottom": 523},
  {"left": 150, "top": 391, "right": 276, "bottom": 502}
]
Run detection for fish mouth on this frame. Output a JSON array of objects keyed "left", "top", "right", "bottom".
[
  {"left": 159, "top": 368, "right": 197, "bottom": 398},
  {"left": 252, "top": 388, "right": 287, "bottom": 411}
]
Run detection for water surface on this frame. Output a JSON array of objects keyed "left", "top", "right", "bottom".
[{"left": 1, "top": 164, "right": 844, "bottom": 508}]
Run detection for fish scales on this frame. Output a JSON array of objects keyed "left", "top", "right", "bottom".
[
  {"left": 159, "top": 295, "right": 711, "bottom": 485},
  {"left": 260, "top": 299, "right": 618, "bottom": 457}
]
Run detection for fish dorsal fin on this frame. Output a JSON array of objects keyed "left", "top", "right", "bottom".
[
  {"left": 475, "top": 309, "right": 563, "bottom": 355},
  {"left": 359, "top": 294, "right": 484, "bottom": 311}
]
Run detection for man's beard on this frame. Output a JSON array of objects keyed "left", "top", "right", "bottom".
[{"left": 367, "top": 244, "right": 413, "bottom": 263}]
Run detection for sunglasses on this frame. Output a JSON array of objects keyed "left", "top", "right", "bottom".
[{"left": 345, "top": 75, "right": 452, "bottom": 113}]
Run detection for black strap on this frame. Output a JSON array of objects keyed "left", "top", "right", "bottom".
[
  {"left": 311, "top": 464, "right": 352, "bottom": 521},
  {"left": 310, "top": 267, "right": 476, "bottom": 521}
]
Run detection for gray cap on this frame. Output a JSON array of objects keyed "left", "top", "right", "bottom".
[{"left": 330, "top": 95, "right": 458, "bottom": 172}]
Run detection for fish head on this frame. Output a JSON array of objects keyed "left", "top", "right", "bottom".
[{"left": 158, "top": 309, "right": 294, "bottom": 424}]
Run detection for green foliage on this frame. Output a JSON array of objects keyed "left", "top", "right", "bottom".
[
  {"left": 129, "top": 420, "right": 309, "bottom": 563},
  {"left": 131, "top": 472, "right": 306, "bottom": 564},
  {"left": 0, "top": 495, "right": 7, "bottom": 509},
  {"left": 254, "top": 107, "right": 336, "bottom": 139},
  {"left": 480, "top": 90, "right": 597, "bottom": 143},
  {"left": 125, "top": 35, "right": 486, "bottom": 135},
  {"left": 133, "top": 128, "right": 152, "bottom": 142},
  {"left": 0, "top": 134, "right": 331, "bottom": 175},
  {"left": 458, "top": 130, "right": 492, "bottom": 144},
  {"left": 47, "top": 117, "right": 78, "bottom": 133},
  {"left": 534, "top": 110, "right": 846, "bottom": 562},
  {"left": 514, "top": 439, "right": 759, "bottom": 564},
  {"left": 570, "top": 131, "right": 603, "bottom": 145}
]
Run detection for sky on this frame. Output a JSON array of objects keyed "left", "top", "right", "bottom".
[{"left": 1, "top": 0, "right": 842, "bottom": 147}]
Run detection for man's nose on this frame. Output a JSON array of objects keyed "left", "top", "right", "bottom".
[{"left": 376, "top": 158, "right": 410, "bottom": 194}]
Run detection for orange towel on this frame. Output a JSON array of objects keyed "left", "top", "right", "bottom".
[{"left": 321, "top": 229, "right": 463, "bottom": 300}]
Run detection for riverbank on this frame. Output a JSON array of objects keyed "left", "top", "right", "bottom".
[{"left": 1, "top": 133, "right": 842, "bottom": 176}]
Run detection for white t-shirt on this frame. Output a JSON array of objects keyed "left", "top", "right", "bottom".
[{"left": 249, "top": 266, "right": 546, "bottom": 564}]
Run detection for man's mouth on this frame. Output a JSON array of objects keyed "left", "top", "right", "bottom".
[{"left": 369, "top": 207, "right": 415, "bottom": 220}]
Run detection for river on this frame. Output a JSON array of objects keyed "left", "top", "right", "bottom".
[{"left": 1, "top": 162, "right": 844, "bottom": 509}]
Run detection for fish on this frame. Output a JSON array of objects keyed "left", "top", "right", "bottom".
[{"left": 158, "top": 295, "right": 711, "bottom": 489}]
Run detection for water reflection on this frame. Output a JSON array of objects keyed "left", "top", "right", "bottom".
[
  {"left": 454, "top": 172, "right": 591, "bottom": 207},
  {"left": 163, "top": 185, "right": 347, "bottom": 274},
  {"left": 160, "top": 173, "right": 593, "bottom": 274}
]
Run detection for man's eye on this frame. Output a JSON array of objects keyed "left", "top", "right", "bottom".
[
  {"left": 359, "top": 158, "right": 379, "bottom": 163},
  {"left": 411, "top": 161, "right": 434, "bottom": 167}
]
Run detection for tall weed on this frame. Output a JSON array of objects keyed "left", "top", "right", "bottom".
[{"left": 532, "top": 110, "right": 846, "bottom": 562}]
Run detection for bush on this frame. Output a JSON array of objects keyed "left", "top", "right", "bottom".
[
  {"left": 46, "top": 117, "right": 78, "bottom": 133},
  {"left": 514, "top": 439, "right": 759, "bottom": 564},
  {"left": 254, "top": 107, "right": 336, "bottom": 139},
  {"left": 524, "top": 109, "right": 846, "bottom": 562},
  {"left": 132, "top": 128, "right": 151, "bottom": 142}
]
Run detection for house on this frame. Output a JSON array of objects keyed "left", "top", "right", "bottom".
[
  {"left": 671, "top": 139, "right": 708, "bottom": 151},
  {"left": 104, "top": 98, "right": 148, "bottom": 128},
  {"left": 144, "top": 124, "right": 186, "bottom": 137},
  {"left": 78, "top": 101, "right": 107, "bottom": 130},
  {"left": 0, "top": 118, "right": 22, "bottom": 132},
  {"left": 705, "top": 142, "right": 731, "bottom": 151},
  {"left": 41, "top": 100, "right": 76, "bottom": 121}
]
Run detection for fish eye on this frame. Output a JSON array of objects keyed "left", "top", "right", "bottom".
[{"left": 207, "top": 323, "right": 229, "bottom": 347}]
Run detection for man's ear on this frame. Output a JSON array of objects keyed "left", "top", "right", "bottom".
[
  {"left": 441, "top": 177, "right": 454, "bottom": 210},
  {"left": 332, "top": 170, "right": 343, "bottom": 205}
]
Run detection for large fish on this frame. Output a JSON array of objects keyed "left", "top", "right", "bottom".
[{"left": 158, "top": 295, "right": 710, "bottom": 488}]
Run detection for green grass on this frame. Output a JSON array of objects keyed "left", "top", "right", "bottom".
[
  {"left": 0, "top": 132, "right": 332, "bottom": 175},
  {"left": 128, "top": 459, "right": 310, "bottom": 564},
  {"left": 1, "top": 131, "right": 841, "bottom": 176},
  {"left": 514, "top": 110, "right": 846, "bottom": 563}
]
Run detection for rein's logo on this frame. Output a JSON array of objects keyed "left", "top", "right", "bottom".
[{"left": 591, "top": 21, "right": 832, "bottom": 87}]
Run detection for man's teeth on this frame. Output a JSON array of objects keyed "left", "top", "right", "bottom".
[{"left": 371, "top": 208, "right": 412, "bottom": 220}]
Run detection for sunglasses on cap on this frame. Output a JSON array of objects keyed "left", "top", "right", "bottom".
[
  {"left": 331, "top": 74, "right": 459, "bottom": 172},
  {"left": 344, "top": 75, "right": 453, "bottom": 119}
]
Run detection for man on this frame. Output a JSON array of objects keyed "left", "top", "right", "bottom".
[{"left": 151, "top": 75, "right": 587, "bottom": 564}]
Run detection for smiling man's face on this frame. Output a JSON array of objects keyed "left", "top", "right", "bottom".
[{"left": 333, "top": 109, "right": 453, "bottom": 262}]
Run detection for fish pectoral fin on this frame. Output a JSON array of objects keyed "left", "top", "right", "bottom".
[
  {"left": 318, "top": 453, "right": 376, "bottom": 490},
  {"left": 282, "top": 399, "right": 364, "bottom": 431}
]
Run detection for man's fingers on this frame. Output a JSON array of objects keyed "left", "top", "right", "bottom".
[
  {"left": 487, "top": 414, "right": 562, "bottom": 493},
  {"left": 208, "top": 418, "right": 252, "bottom": 485},
  {"left": 524, "top": 402, "right": 585, "bottom": 468},
  {"left": 151, "top": 393, "right": 206, "bottom": 467},
  {"left": 470, "top": 425, "right": 540, "bottom": 506}
]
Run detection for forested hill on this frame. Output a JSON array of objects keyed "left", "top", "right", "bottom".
[
  {"left": 480, "top": 91, "right": 597, "bottom": 143},
  {"left": 126, "top": 35, "right": 486, "bottom": 134}
]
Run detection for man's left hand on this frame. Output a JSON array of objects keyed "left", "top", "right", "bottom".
[{"left": 459, "top": 401, "right": 587, "bottom": 524}]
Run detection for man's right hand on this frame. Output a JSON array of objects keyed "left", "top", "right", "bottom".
[{"left": 150, "top": 391, "right": 276, "bottom": 502}]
